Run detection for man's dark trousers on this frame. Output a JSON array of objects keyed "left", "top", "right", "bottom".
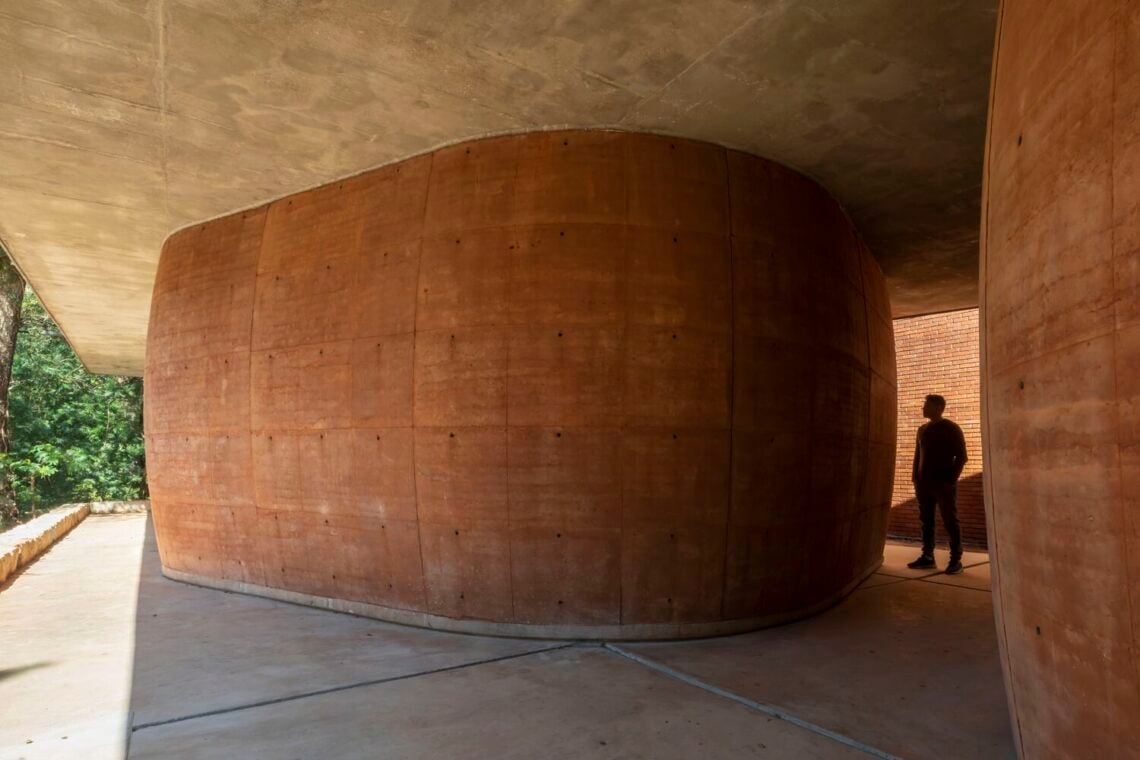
[{"left": 916, "top": 480, "right": 962, "bottom": 561}]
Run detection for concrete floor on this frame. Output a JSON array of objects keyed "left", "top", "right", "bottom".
[{"left": 0, "top": 515, "right": 1014, "bottom": 759}]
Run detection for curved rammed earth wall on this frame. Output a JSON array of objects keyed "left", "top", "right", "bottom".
[
  {"left": 982, "top": 1, "right": 1140, "bottom": 754},
  {"left": 145, "top": 130, "right": 896, "bottom": 639}
]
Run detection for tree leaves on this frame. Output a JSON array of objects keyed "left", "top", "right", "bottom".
[{"left": 6, "top": 292, "right": 146, "bottom": 515}]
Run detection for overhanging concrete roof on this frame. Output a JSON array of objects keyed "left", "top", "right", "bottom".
[{"left": 0, "top": 0, "right": 996, "bottom": 376}]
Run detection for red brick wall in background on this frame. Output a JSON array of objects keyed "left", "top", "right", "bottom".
[{"left": 888, "top": 308, "right": 986, "bottom": 549}]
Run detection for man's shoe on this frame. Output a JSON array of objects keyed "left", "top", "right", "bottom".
[
  {"left": 945, "top": 560, "right": 964, "bottom": 575},
  {"left": 907, "top": 554, "right": 936, "bottom": 569}
]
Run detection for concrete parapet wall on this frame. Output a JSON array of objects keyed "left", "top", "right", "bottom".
[
  {"left": 0, "top": 504, "right": 90, "bottom": 586},
  {"left": 145, "top": 129, "right": 896, "bottom": 638}
]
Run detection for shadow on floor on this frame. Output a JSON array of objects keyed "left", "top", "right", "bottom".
[
  {"left": 0, "top": 662, "right": 53, "bottom": 683},
  {"left": 887, "top": 472, "right": 987, "bottom": 550},
  {"left": 126, "top": 517, "right": 1014, "bottom": 759}
]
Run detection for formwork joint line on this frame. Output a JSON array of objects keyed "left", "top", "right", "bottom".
[
  {"left": 602, "top": 643, "right": 904, "bottom": 760},
  {"left": 130, "top": 642, "right": 574, "bottom": 733}
]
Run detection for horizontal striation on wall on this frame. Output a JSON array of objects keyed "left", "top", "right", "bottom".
[
  {"left": 981, "top": 0, "right": 1140, "bottom": 754},
  {"left": 145, "top": 129, "right": 896, "bottom": 637}
]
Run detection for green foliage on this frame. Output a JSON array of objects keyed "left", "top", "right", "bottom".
[{"left": 7, "top": 293, "right": 146, "bottom": 512}]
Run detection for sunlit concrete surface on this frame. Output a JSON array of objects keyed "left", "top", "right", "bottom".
[
  {"left": 0, "top": 515, "right": 144, "bottom": 759},
  {"left": 1, "top": 515, "right": 1013, "bottom": 759}
]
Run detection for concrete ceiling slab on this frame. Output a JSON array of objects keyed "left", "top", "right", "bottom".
[{"left": 0, "top": 0, "right": 996, "bottom": 375}]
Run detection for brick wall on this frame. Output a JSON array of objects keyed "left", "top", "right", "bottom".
[{"left": 889, "top": 308, "right": 986, "bottom": 549}]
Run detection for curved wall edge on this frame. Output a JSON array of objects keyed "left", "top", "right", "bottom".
[
  {"left": 157, "top": 126, "right": 855, "bottom": 253},
  {"left": 981, "top": 0, "right": 1140, "bottom": 754},
  {"left": 145, "top": 129, "right": 897, "bottom": 639},
  {"left": 163, "top": 556, "right": 883, "bottom": 641}
]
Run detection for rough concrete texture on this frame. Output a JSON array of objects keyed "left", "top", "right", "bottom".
[
  {"left": 0, "top": 503, "right": 88, "bottom": 585},
  {"left": 1, "top": 515, "right": 1013, "bottom": 759},
  {"left": 0, "top": 0, "right": 996, "bottom": 374},
  {"left": 981, "top": 0, "right": 1140, "bottom": 755},
  {"left": 144, "top": 130, "right": 897, "bottom": 638},
  {"left": 88, "top": 500, "right": 150, "bottom": 515}
]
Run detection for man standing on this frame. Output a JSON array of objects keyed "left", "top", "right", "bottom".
[{"left": 907, "top": 394, "right": 968, "bottom": 574}]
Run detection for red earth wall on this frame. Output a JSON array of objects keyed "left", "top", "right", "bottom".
[
  {"left": 145, "top": 130, "right": 896, "bottom": 638},
  {"left": 982, "top": 0, "right": 1140, "bottom": 754},
  {"left": 888, "top": 309, "right": 986, "bottom": 549}
]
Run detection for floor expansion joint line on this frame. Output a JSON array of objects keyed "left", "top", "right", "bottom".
[
  {"left": 602, "top": 644, "right": 904, "bottom": 760},
  {"left": 131, "top": 642, "right": 575, "bottom": 733},
  {"left": 916, "top": 578, "right": 993, "bottom": 593},
  {"left": 853, "top": 578, "right": 910, "bottom": 591}
]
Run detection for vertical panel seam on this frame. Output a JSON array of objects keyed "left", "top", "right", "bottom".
[
  {"left": 243, "top": 209, "right": 268, "bottom": 584},
  {"left": 411, "top": 154, "right": 434, "bottom": 612},
  {"left": 247, "top": 207, "right": 275, "bottom": 584},
  {"left": 1106, "top": 5, "right": 1139, "bottom": 697},
  {"left": 617, "top": 138, "right": 631, "bottom": 626},
  {"left": 719, "top": 147, "right": 734, "bottom": 620},
  {"left": 854, "top": 221, "right": 874, "bottom": 576},
  {"left": 505, "top": 152, "right": 520, "bottom": 623}
]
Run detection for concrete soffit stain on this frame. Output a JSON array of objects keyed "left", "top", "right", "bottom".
[{"left": 0, "top": 0, "right": 998, "bottom": 375}]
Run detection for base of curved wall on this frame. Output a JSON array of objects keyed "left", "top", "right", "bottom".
[{"left": 163, "top": 557, "right": 882, "bottom": 641}]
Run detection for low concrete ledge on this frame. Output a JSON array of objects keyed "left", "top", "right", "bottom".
[
  {"left": 0, "top": 503, "right": 90, "bottom": 586},
  {"left": 89, "top": 499, "right": 149, "bottom": 515}
]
